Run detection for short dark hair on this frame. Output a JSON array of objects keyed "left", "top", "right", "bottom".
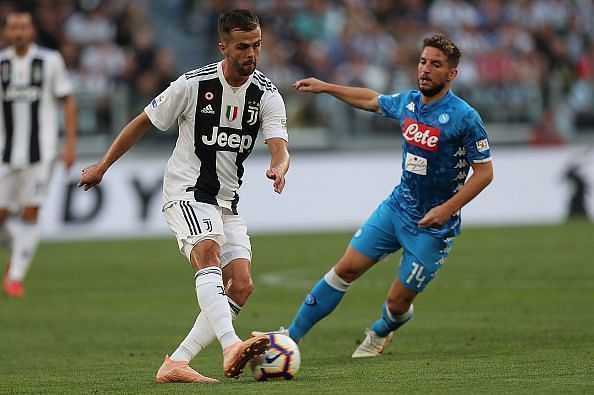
[
  {"left": 423, "top": 34, "right": 461, "bottom": 68},
  {"left": 218, "top": 9, "right": 260, "bottom": 43}
]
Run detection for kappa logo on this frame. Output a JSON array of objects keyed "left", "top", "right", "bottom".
[
  {"left": 454, "top": 171, "right": 467, "bottom": 181},
  {"left": 454, "top": 147, "right": 466, "bottom": 157},
  {"left": 454, "top": 159, "right": 468, "bottom": 169},
  {"left": 201, "top": 104, "right": 215, "bottom": 114},
  {"left": 406, "top": 102, "right": 415, "bottom": 112}
]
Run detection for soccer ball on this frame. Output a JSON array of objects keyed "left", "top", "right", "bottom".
[{"left": 249, "top": 333, "right": 301, "bottom": 381}]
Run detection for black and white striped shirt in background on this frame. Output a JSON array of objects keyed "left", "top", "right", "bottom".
[{"left": 0, "top": 44, "right": 73, "bottom": 168}]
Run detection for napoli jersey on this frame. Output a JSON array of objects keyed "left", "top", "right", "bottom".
[{"left": 378, "top": 90, "right": 491, "bottom": 237}]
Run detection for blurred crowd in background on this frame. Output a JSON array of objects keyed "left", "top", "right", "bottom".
[{"left": 1, "top": 0, "right": 594, "bottom": 149}]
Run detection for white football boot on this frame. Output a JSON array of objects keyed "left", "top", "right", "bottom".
[{"left": 351, "top": 329, "right": 394, "bottom": 358}]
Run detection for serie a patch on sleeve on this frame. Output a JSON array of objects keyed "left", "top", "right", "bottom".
[
  {"left": 476, "top": 139, "right": 490, "bottom": 152},
  {"left": 151, "top": 93, "right": 167, "bottom": 108}
]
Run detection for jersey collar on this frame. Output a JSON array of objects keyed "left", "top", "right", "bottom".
[
  {"left": 9, "top": 43, "right": 38, "bottom": 59},
  {"left": 419, "top": 89, "right": 453, "bottom": 110},
  {"left": 217, "top": 60, "right": 254, "bottom": 94}
]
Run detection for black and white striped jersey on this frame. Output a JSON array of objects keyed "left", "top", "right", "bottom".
[
  {"left": 144, "top": 61, "right": 288, "bottom": 213},
  {"left": 0, "top": 44, "right": 73, "bottom": 167}
]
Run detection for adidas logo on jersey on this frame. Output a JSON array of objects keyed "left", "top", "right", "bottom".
[
  {"left": 201, "top": 104, "right": 215, "bottom": 114},
  {"left": 406, "top": 102, "right": 415, "bottom": 112}
]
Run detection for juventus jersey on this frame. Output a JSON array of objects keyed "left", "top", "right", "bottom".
[
  {"left": 144, "top": 61, "right": 288, "bottom": 213},
  {"left": 0, "top": 44, "right": 73, "bottom": 167}
]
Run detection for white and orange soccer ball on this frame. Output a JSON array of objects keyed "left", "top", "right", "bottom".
[{"left": 249, "top": 333, "right": 301, "bottom": 381}]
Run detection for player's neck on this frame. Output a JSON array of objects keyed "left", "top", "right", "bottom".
[
  {"left": 221, "top": 60, "right": 249, "bottom": 88},
  {"left": 13, "top": 43, "right": 32, "bottom": 57},
  {"left": 421, "top": 87, "right": 449, "bottom": 105}
]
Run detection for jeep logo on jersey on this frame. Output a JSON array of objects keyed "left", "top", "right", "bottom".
[
  {"left": 402, "top": 118, "right": 440, "bottom": 152},
  {"left": 202, "top": 126, "right": 253, "bottom": 153},
  {"left": 4, "top": 86, "right": 41, "bottom": 102}
]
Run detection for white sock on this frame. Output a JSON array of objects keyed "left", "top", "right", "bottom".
[
  {"left": 8, "top": 220, "right": 40, "bottom": 282},
  {"left": 170, "top": 297, "right": 242, "bottom": 362},
  {"left": 324, "top": 268, "right": 352, "bottom": 292},
  {"left": 194, "top": 267, "right": 240, "bottom": 349}
]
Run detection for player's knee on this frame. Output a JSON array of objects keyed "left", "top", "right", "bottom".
[
  {"left": 334, "top": 248, "right": 374, "bottom": 283},
  {"left": 333, "top": 264, "right": 359, "bottom": 283},
  {"left": 0, "top": 209, "right": 8, "bottom": 224},
  {"left": 190, "top": 239, "right": 221, "bottom": 269},
  {"left": 386, "top": 296, "right": 413, "bottom": 316},
  {"left": 334, "top": 257, "right": 367, "bottom": 283},
  {"left": 21, "top": 207, "right": 39, "bottom": 222}
]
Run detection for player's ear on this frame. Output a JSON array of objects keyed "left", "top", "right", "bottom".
[
  {"left": 218, "top": 41, "right": 226, "bottom": 55},
  {"left": 447, "top": 67, "right": 458, "bottom": 82}
]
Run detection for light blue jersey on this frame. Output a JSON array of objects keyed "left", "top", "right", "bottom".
[
  {"left": 349, "top": 89, "right": 491, "bottom": 292},
  {"left": 378, "top": 89, "right": 491, "bottom": 237}
]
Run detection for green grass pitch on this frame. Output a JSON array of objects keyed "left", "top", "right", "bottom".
[{"left": 1, "top": 221, "right": 593, "bottom": 394}]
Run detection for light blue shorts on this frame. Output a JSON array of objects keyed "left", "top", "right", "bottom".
[{"left": 349, "top": 198, "right": 455, "bottom": 293}]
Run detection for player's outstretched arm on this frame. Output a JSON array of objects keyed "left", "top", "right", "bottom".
[
  {"left": 418, "top": 161, "right": 494, "bottom": 228},
  {"left": 293, "top": 77, "right": 380, "bottom": 113},
  {"left": 265, "top": 137, "right": 290, "bottom": 194},
  {"left": 78, "top": 112, "right": 153, "bottom": 191}
]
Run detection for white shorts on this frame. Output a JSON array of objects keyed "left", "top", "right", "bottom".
[
  {"left": 162, "top": 200, "right": 251, "bottom": 267},
  {"left": 0, "top": 162, "right": 54, "bottom": 211}
]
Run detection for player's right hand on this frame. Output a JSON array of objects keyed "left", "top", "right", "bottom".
[
  {"left": 292, "top": 77, "right": 325, "bottom": 93},
  {"left": 77, "top": 164, "right": 104, "bottom": 191}
]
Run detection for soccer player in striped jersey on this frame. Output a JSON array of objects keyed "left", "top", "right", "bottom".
[
  {"left": 78, "top": 10, "right": 290, "bottom": 382},
  {"left": 283, "top": 34, "right": 493, "bottom": 357},
  {"left": 0, "top": 11, "right": 78, "bottom": 298}
]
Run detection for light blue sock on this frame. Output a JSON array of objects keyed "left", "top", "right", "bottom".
[
  {"left": 288, "top": 269, "right": 350, "bottom": 342},
  {"left": 370, "top": 303, "right": 414, "bottom": 337}
]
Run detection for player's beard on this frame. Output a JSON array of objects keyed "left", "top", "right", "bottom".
[
  {"left": 229, "top": 54, "right": 256, "bottom": 76},
  {"left": 418, "top": 81, "right": 446, "bottom": 97}
]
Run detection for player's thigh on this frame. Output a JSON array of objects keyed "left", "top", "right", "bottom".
[
  {"left": 19, "top": 162, "right": 54, "bottom": 209},
  {"left": 220, "top": 210, "right": 251, "bottom": 268},
  {"left": 348, "top": 199, "right": 402, "bottom": 263},
  {"left": 162, "top": 200, "right": 225, "bottom": 262},
  {"left": 398, "top": 230, "right": 455, "bottom": 293}
]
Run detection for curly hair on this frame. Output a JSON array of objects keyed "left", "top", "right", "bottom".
[{"left": 423, "top": 34, "right": 462, "bottom": 68}]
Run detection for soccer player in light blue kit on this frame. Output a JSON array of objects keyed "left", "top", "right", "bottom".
[{"left": 287, "top": 34, "right": 494, "bottom": 357}]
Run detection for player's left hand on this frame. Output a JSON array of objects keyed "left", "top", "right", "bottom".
[
  {"left": 418, "top": 205, "right": 454, "bottom": 228},
  {"left": 78, "top": 164, "right": 105, "bottom": 191},
  {"left": 266, "top": 167, "right": 285, "bottom": 194}
]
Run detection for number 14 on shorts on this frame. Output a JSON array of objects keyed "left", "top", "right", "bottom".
[{"left": 406, "top": 262, "right": 426, "bottom": 288}]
